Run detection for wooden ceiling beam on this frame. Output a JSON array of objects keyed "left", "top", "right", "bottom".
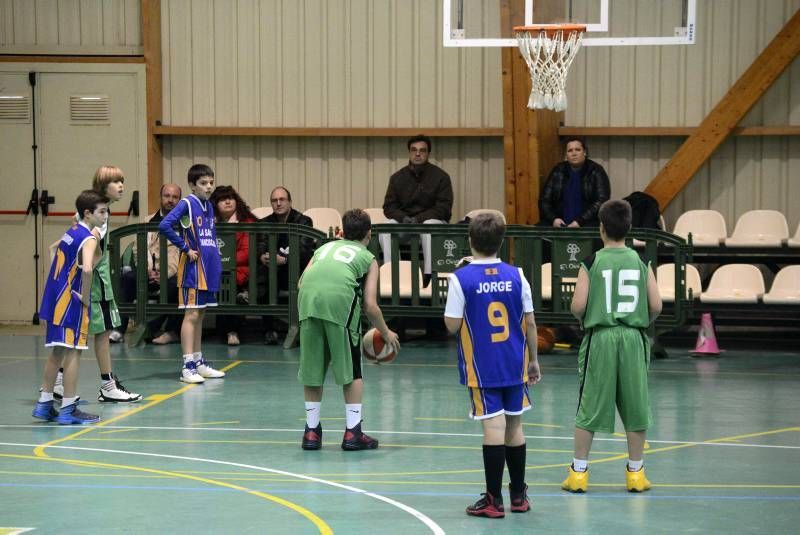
[{"left": 645, "top": 9, "right": 800, "bottom": 211}]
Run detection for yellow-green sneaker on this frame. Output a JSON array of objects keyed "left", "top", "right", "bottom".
[
  {"left": 626, "top": 467, "right": 651, "bottom": 492},
  {"left": 561, "top": 465, "right": 589, "bottom": 493}
]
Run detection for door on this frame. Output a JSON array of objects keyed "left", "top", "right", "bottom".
[{"left": 0, "top": 68, "right": 145, "bottom": 322}]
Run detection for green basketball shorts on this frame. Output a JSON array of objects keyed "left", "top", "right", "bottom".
[
  {"left": 298, "top": 317, "right": 362, "bottom": 386},
  {"left": 574, "top": 325, "right": 652, "bottom": 434}
]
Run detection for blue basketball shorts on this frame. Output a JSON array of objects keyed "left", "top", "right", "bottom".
[
  {"left": 467, "top": 384, "right": 532, "bottom": 420},
  {"left": 179, "top": 288, "right": 218, "bottom": 309}
]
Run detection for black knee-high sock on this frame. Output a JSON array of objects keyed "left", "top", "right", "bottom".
[
  {"left": 483, "top": 444, "right": 506, "bottom": 499},
  {"left": 505, "top": 443, "right": 527, "bottom": 493}
]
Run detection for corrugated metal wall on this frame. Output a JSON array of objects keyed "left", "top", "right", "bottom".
[
  {"left": 566, "top": 0, "right": 800, "bottom": 230},
  {"left": 159, "top": 0, "right": 505, "bottom": 219},
  {"left": 0, "top": 0, "right": 142, "bottom": 54},
  {"left": 3, "top": 0, "right": 797, "bottom": 230}
]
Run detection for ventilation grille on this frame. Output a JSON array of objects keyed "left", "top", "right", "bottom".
[
  {"left": 70, "top": 95, "right": 110, "bottom": 124},
  {"left": 0, "top": 95, "right": 31, "bottom": 122}
]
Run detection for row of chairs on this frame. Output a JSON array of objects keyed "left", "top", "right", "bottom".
[
  {"left": 672, "top": 209, "right": 800, "bottom": 247},
  {"left": 378, "top": 262, "right": 800, "bottom": 305},
  {"left": 657, "top": 264, "right": 800, "bottom": 304},
  {"left": 250, "top": 206, "right": 507, "bottom": 234}
]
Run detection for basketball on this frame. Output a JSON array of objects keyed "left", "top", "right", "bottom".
[
  {"left": 537, "top": 326, "right": 556, "bottom": 354},
  {"left": 362, "top": 328, "right": 396, "bottom": 363}
]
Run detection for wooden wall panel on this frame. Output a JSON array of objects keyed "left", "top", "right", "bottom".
[
  {"left": 0, "top": 0, "right": 142, "bottom": 53},
  {"left": 161, "top": 137, "right": 505, "bottom": 220}
]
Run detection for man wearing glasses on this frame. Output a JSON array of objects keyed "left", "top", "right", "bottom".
[
  {"left": 257, "top": 186, "right": 315, "bottom": 344},
  {"left": 380, "top": 134, "right": 453, "bottom": 283}
]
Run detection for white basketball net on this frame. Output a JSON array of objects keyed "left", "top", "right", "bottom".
[{"left": 515, "top": 27, "right": 584, "bottom": 112}]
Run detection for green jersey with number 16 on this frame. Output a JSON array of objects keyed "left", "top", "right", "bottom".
[
  {"left": 298, "top": 239, "right": 375, "bottom": 330},
  {"left": 581, "top": 247, "right": 651, "bottom": 329}
]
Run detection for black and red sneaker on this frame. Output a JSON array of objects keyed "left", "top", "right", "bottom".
[
  {"left": 341, "top": 421, "right": 379, "bottom": 450},
  {"left": 302, "top": 424, "right": 322, "bottom": 450},
  {"left": 466, "top": 491, "right": 505, "bottom": 518},
  {"left": 509, "top": 483, "right": 530, "bottom": 513}
]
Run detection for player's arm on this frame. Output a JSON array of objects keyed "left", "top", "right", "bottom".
[
  {"left": 570, "top": 265, "right": 590, "bottom": 320},
  {"left": 73, "top": 237, "right": 98, "bottom": 307},
  {"left": 443, "top": 272, "right": 464, "bottom": 334},
  {"left": 158, "top": 200, "right": 197, "bottom": 261},
  {"left": 519, "top": 272, "right": 541, "bottom": 385},
  {"left": 524, "top": 312, "right": 541, "bottom": 385},
  {"left": 646, "top": 264, "right": 662, "bottom": 323},
  {"left": 362, "top": 260, "right": 401, "bottom": 354}
]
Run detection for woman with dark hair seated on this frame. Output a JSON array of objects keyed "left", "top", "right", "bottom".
[{"left": 210, "top": 185, "right": 256, "bottom": 345}]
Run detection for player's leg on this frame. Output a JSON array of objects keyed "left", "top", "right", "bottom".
[
  {"left": 91, "top": 298, "right": 141, "bottom": 402},
  {"left": 504, "top": 384, "right": 531, "bottom": 512},
  {"left": 298, "top": 318, "right": 328, "bottom": 449},
  {"left": 563, "top": 329, "right": 618, "bottom": 492},
  {"left": 334, "top": 325, "right": 377, "bottom": 450},
  {"left": 617, "top": 327, "right": 653, "bottom": 491},
  {"left": 193, "top": 294, "right": 224, "bottom": 379},
  {"left": 33, "top": 344, "right": 66, "bottom": 421},
  {"left": 466, "top": 388, "right": 506, "bottom": 518},
  {"left": 55, "top": 348, "right": 99, "bottom": 425},
  {"left": 179, "top": 300, "right": 205, "bottom": 382}
]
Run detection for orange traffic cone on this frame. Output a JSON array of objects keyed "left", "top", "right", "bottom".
[{"left": 690, "top": 312, "right": 721, "bottom": 356}]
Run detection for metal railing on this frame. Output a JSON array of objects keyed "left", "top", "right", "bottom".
[{"left": 109, "top": 222, "right": 693, "bottom": 346}]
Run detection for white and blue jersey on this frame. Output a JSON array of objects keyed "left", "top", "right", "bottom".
[
  {"left": 159, "top": 194, "right": 222, "bottom": 293},
  {"left": 40, "top": 222, "right": 96, "bottom": 348},
  {"left": 445, "top": 259, "right": 534, "bottom": 388}
]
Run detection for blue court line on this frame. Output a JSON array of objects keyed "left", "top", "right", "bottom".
[{"left": 2, "top": 483, "right": 798, "bottom": 501}]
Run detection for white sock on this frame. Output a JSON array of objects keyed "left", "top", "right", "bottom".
[
  {"left": 183, "top": 354, "right": 194, "bottom": 365},
  {"left": 39, "top": 391, "right": 54, "bottom": 402},
  {"left": 628, "top": 459, "right": 643, "bottom": 472},
  {"left": 573, "top": 458, "right": 588, "bottom": 472},
  {"left": 192, "top": 352, "right": 203, "bottom": 363},
  {"left": 55, "top": 371, "right": 63, "bottom": 386},
  {"left": 61, "top": 396, "right": 77, "bottom": 408},
  {"left": 305, "top": 402, "right": 321, "bottom": 428},
  {"left": 345, "top": 404, "right": 362, "bottom": 429}
]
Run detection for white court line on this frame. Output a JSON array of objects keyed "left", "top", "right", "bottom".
[
  {"left": 2, "top": 425, "right": 798, "bottom": 449},
  {"left": 0, "top": 442, "right": 444, "bottom": 535}
]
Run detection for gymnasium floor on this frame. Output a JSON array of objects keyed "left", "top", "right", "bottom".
[{"left": 1, "top": 327, "right": 799, "bottom": 534}]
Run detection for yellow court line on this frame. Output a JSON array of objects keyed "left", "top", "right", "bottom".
[
  {"left": 0, "top": 453, "right": 331, "bottom": 534},
  {"left": 33, "top": 361, "right": 243, "bottom": 458}
]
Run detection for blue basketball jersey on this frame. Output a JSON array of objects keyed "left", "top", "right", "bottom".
[
  {"left": 451, "top": 261, "right": 530, "bottom": 388},
  {"left": 159, "top": 194, "right": 222, "bottom": 291},
  {"left": 40, "top": 222, "right": 96, "bottom": 333}
]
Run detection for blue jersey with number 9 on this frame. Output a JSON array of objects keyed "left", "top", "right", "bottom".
[{"left": 452, "top": 262, "right": 529, "bottom": 387}]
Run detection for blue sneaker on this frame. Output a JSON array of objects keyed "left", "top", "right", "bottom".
[
  {"left": 55, "top": 402, "right": 100, "bottom": 425},
  {"left": 32, "top": 400, "right": 58, "bottom": 421}
]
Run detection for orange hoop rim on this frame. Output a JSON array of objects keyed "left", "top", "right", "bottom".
[{"left": 513, "top": 24, "right": 587, "bottom": 36}]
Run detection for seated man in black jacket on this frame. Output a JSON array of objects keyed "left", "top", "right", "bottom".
[
  {"left": 380, "top": 134, "right": 453, "bottom": 276},
  {"left": 540, "top": 138, "right": 610, "bottom": 228},
  {"left": 256, "top": 186, "right": 314, "bottom": 344}
]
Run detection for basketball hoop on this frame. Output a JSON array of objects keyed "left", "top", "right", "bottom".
[{"left": 513, "top": 24, "right": 586, "bottom": 112}]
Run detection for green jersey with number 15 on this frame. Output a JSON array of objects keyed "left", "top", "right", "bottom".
[
  {"left": 298, "top": 239, "right": 375, "bottom": 330},
  {"left": 581, "top": 247, "right": 651, "bottom": 329}
]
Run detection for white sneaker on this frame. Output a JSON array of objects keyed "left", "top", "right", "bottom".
[
  {"left": 109, "top": 330, "right": 124, "bottom": 343},
  {"left": 180, "top": 361, "right": 205, "bottom": 384},
  {"left": 98, "top": 378, "right": 143, "bottom": 403},
  {"left": 196, "top": 359, "right": 225, "bottom": 379}
]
